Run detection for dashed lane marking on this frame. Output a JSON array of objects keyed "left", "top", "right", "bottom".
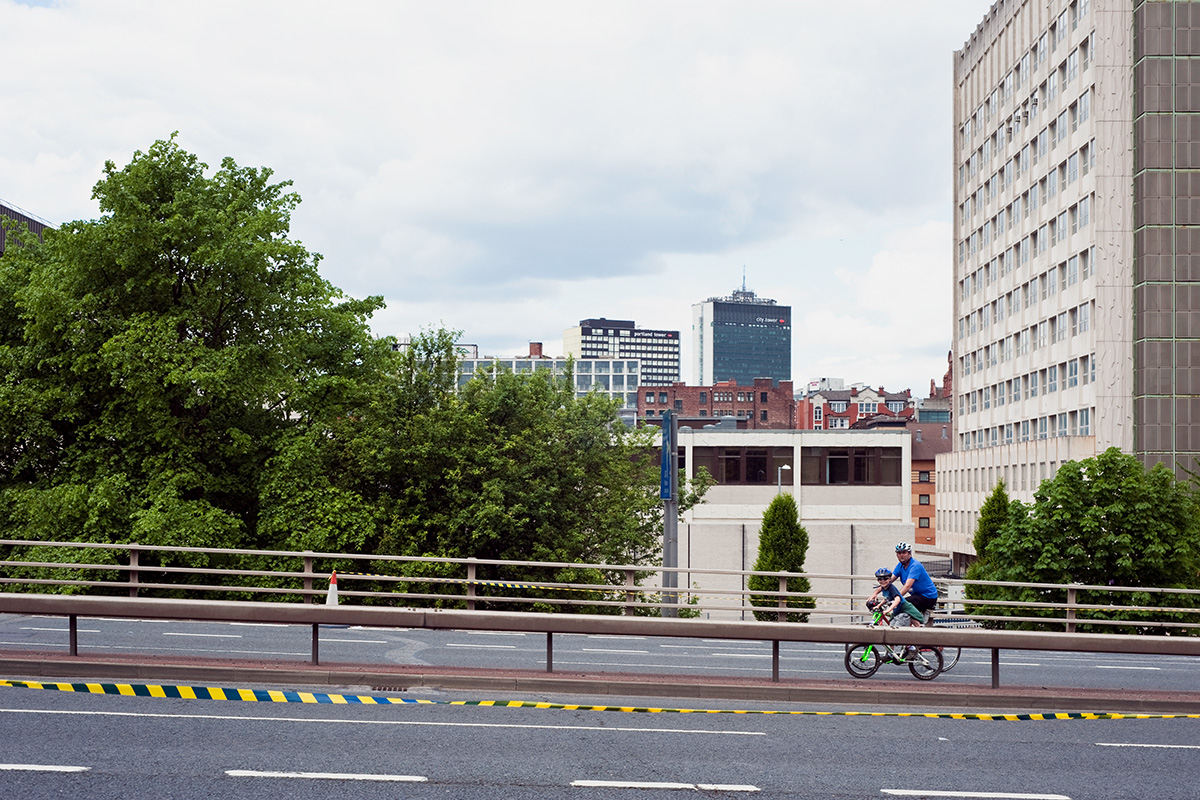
[
  {"left": 227, "top": 769, "right": 427, "bottom": 781},
  {"left": 0, "top": 763, "right": 90, "bottom": 773},
  {"left": 1, "top": 680, "right": 1198, "bottom": 720}
]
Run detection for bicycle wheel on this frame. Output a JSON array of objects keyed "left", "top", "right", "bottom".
[
  {"left": 907, "top": 646, "right": 943, "bottom": 680},
  {"left": 844, "top": 644, "right": 881, "bottom": 678},
  {"left": 939, "top": 646, "right": 962, "bottom": 672}
]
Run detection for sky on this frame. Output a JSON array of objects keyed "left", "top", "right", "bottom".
[{"left": 2, "top": 0, "right": 997, "bottom": 394}]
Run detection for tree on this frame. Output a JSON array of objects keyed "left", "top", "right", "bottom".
[
  {"left": 747, "top": 493, "right": 815, "bottom": 622},
  {"left": 964, "top": 479, "right": 1010, "bottom": 605},
  {"left": 965, "top": 448, "right": 1200, "bottom": 632},
  {"left": 0, "top": 136, "right": 388, "bottom": 571}
]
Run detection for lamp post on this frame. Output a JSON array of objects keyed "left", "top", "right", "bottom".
[{"left": 777, "top": 463, "right": 791, "bottom": 495}]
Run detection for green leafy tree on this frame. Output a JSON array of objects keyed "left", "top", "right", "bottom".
[
  {"left": 0, "top": 136, "right": 388, "bottom": 586},
  {"left": 964, "top": 479, "right": 1010, "bottom": 607},
  {"left": 747, "top": 493, "right": 814, "bottom": 622},
  {"left": 966, "top": 448, "right": 1200, "bottom": 632}
]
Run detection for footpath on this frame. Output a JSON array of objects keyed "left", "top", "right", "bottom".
[{"left": 2, "top": 649, "right": 1199, "bottom": 714}]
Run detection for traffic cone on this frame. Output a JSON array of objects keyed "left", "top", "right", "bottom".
[{"left": 325, "top": 571, "right": 339, "bottom": 606}]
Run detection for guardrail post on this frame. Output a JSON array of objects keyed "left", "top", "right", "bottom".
[
  {"left": 991, "top": 648, "right": 1000, "bottom": 689},
  {"left": 772, "top": 640, "right": 780, "bottom": 682},
  {"left": 624, "top": 569, "right": 636, "bottom": 616},
  {"left": 777, "top": 576, "right": 788, "bottom": 622},
  {"left": 546, "top": 632, "right": 553, "bottom": 673},
  {"left": 1066, "top": 586, "right": 1077, "bottom": 633},
  {"left": 69, "top": 615, "right": 78, "bottom": 656},
  {"left": 467, "top": 560, "right": 477, "bottom": 611},
  {"left": 303, "top": 551, "right": 314, "bottom": 604},
  {"left": 127, "top": 546, "right": 140, "bottom": 598},
  {"left": 311, "top": 623, "right": 320, "bottom": 665}
]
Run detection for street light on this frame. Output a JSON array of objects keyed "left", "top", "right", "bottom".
[{"left": 777, "top": 463, "right": 791, "bottom": 495}]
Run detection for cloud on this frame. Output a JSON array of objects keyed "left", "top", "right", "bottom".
[{"left": 1, "top": 0, "right": 995, "bottom": 391}]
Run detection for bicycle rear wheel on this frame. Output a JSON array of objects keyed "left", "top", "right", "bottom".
[
  {"left": 907, "top": 646, "right": 943, "bottom": 680},
  {"left": 844, "top": 644, "right": 881, "bottom": 678},
  {"left": 939, "top": 646, "right": 962, "bottom": 671}
]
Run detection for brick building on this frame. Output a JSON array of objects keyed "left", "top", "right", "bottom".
[{"left": 639, "top": 378, "right": 795, "bottom": 428}]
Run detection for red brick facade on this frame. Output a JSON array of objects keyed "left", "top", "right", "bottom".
[{"left": 639, "top": 379, "right": 795, "bottom": 428}]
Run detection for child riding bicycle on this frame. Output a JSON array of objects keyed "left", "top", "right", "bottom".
[{"left": 865, "top": 567, "right": 925, "bottom": 627}]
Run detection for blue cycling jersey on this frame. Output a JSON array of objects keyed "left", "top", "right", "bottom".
[{"left": 893, "top": 559, "right": 938, "bottom": 600}]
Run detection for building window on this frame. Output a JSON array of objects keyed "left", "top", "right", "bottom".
[
  {"left": 918, "top": 517, "right": 931, "bottom": 529},
  {"left": 800, "top": 447, "right": 902, "bottom": 486},
  {"left": 919, "top": 494, "right": 930, "bottom": 505},
  {"left": 760, "top": 410, "right": 768, "bottom": 422},
  {"left": 646, "top": 393, "right": 655, "bottom": 404},
  {"left": 760, "top": 392, "right": 769, "bottom": 403},
  {"left": 918, "top": 471, "right": 930, "bottom": 483},
  {"left": 674, "top": 400, "right": 683, "bottom": 411},
  {"left": 658, "top": 392, "right": 668, "bottom": 404},
  {"left": 691, "top": 447, "right": 793, "bottom": 486},
  {"left": 699, "top": 391, "right": 708, "bottom": 405}
]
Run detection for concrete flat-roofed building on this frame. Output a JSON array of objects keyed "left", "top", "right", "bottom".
[
  {"left": 458, "top": 342, "right": 641, "bottom": 418},
  {"left": 675, "top": 427, "right": 913, "bottom": 619},
  {"left": 691, "top": 288, "right": 791, "bottom": 387},
  {"left": 939, "top": 0, "right": 1197, "bottom": 569},
  {"left": 563, "top": 318, "right": 680, "bottom": 387}
]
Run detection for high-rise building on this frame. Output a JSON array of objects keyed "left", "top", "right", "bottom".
[
  {"left": 563, "top": 318, "right": 680, "bottom": 387},
  {"left": 691, "top": 289, "right": 791, "bottom": 386},
  {"left": 938, "top": 0, "right": 1197, "bottom": 568},
  {"left": 0, "top": 201, "right": 51, "bottom": 255}
]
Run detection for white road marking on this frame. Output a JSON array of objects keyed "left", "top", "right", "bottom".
[
  {"left": 969, "top": 661, "right": 1041, "bottom": 667},
  {"left": 573, "top": 780, "right": 759, "bottom": 791},
  {"left": 586, "top": 635, "right": 648, "bottom": 640},
  {"left": 161, "top": 632, "right": 242, "bottom": 639},
  {"left": 0, "top": 708, "right": 764, "bottom": 736},
  {"left": 227, "top": 769, "right": 426, "bottom": 781},
  {"left": 1094, "top": 666, "right": 1160, "bottom": 671},
  {"left": 721, "top": 653, "right": 770, "bottom": 658},
  {"left": 582, "top": 648, "right": 649, "bottom": 654},
  {"left": 0, "top": 763, "right": 90, "bottom": 773},
  {"left": 320, "top": 638, "right": 389, "bottom": 644},
  {"left": 1097, "top": 742, "right": 1200, "bottom": 749},
  {"left": 446, "top": 643, "right": 517, "bottom": 649},
  {"left": 228, "top": 623, "right": 290, "bottom": 628},
  {"left": 20, "top": 627, "right": 99, "bottom": 633},
  {"left": 881, "top": 791, "right": 1070, "bottom": 799},
  {"left": 464, "top": 630, "right": 526, "bottom": 636}
]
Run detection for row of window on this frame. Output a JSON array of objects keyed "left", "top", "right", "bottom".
[
  {"left": 685, "top": 446, "right": 903, "bottom": 487},
  {"left": 958, "top": 407, "right": 1093, "bottom": 451},
  {"left": 644, "top": 391, "right": 771, "bottom": 404},
  {"left": 962, "top": 355, "right": 1096, "bottom": 417},
  {"left": 959, "top": 247, "right": 1094, "bottom": 343},
  {"left": 960, "top": 1, "right": 1091, "bottom": 152},
  {"left": 945, "top": 456, "right": 1069, "bottom": 498},
  {"left": 961, "top": 186, "right": 1094, "bottom": 269},
  {"left": 960, "top": 304, "right": 1094, "bottom": 381}
]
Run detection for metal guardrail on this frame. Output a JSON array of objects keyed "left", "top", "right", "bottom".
[
  {"left": 2, "top": 592, "right": 1199, "bottom": 690},
  {"left": 1, "top": 539, "right": 1199, "bottom": 632},
  {"left": 0, "top": 540, "right": 1199, "bottom": 690}
]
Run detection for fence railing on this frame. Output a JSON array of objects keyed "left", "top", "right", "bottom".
[{"left": 2, "top": 539, "right": 1199, "bottom": 633}]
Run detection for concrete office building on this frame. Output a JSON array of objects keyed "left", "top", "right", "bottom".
[
  {"left": 563, "top": 318, "right": 681, "bottom": 386},
  {"left": 675, "top": 427, "right": 913, "bottom": 620},
  {"left": 938, "top": 0, "right": 1198, "bottom": 568},
  {"left": 691, "top": 288, "right": 791, "bottom": 387}
]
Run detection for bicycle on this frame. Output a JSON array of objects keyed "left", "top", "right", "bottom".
[
  {"left": 924, "top": 606, "right": 961, "bottom": 672},
  {"left": 844, "top": 603, "right": 943, "bottom": 680}
]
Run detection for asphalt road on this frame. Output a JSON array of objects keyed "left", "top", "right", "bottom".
[
  {"left": 0, "top": 613, "right": 1192, "bottom": 694},
  {"left": 1, "top": 679, "right": 1198, "bottom": 800}
]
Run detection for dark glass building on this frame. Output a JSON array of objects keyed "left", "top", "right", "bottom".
[{"left": 691, "top": 289, "right": 791, "bottom": 386}]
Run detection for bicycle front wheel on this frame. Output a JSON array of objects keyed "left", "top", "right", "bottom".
[
  {"left": 907, "top": 646, "right": 943, "bottom": 680},
  {"left": 844, "top": 644, "right": 881, "bottom": 678},
  {"left": 939, "top": 646, "right": 962, "bottom": 671}
]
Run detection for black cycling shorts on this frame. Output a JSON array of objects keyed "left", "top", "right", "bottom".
[{"left": 908, "top": 594, "right": 938, "bottom": 613}]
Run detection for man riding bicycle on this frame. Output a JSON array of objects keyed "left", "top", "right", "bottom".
[{"left": 892, "top": 541, "right": 938, "bottom": 620}]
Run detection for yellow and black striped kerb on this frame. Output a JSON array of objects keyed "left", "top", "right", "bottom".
[{"left": 1, "top": 680, "right": 1197, "bottom": 720}]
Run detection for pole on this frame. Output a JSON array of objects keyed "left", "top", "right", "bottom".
[
  {"left": 777, "top": 463, "right": 791, "bottom": 495},
  {"left": 661, "top": 411, "right": 679, "bottom": 618}
]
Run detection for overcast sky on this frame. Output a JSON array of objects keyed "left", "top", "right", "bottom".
[{"left": 3, "top": 0, "right": 996, "bottom": 393}]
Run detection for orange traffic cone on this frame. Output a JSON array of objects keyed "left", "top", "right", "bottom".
[{"left": 325, "top": 571, "right": 339, "bottom": 606}]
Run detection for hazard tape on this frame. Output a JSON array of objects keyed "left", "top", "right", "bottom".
[{"left": 1, "top": 680, "right": 1196, "bottom": 720}]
